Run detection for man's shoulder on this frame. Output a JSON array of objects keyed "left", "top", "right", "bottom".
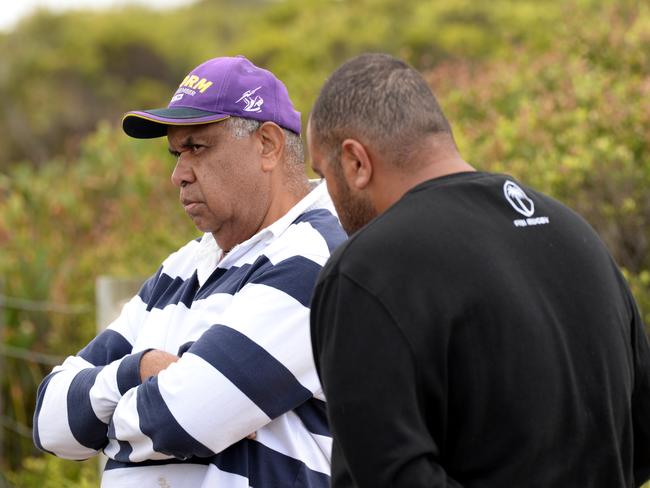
[
  {"left": 292, "top": 207, "right": 347, "bottom": 250},
  {"left": 269, "top": 207, "right": 347, "bottom": 265},
  {"left": 317, "top": 215, "right": 396, "bottom": 285}
]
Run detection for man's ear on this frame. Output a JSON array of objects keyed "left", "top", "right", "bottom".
[
  {"left": 257, "top": 122, "right": 285, "bottom": 172},
  {"left": 340, "top": 138, "right": 372, "bottom": 190}
]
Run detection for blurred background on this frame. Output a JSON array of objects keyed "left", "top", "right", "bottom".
[{"left": 0, "top": 0, "right": 648, "bottom": 485}]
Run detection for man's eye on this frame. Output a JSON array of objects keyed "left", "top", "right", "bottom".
[{"left": 190, "top": 145, "right": 202, "bottom": 153}]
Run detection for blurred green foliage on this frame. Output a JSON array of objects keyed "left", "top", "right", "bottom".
[
  {"left": 0, "top": 0, "right": 581, "bottom": 170},
  {"left": 4, "top": 455, "right": 98, "bottom": 488},
  {"left": 0, "top": 124, "right": 196, "bottom": 481},
  {"left": 0, "top": 0, "right": 648, "bottom": 485}
]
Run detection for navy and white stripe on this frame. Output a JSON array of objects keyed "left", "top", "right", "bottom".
[{"left": 33, "top": 183, "right": 347, "bottom": 487}]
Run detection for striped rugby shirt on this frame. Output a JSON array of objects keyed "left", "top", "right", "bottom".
[{"left": 33, "top": 183, "right": 347, "bottom": 487}]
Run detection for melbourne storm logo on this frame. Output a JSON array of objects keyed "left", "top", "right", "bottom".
[{"left": 236, "top": 86, "right": 264, "bottom": 113}]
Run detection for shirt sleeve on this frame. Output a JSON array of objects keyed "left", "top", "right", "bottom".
[
  {"left": 32, "top": 292, "right": 149, "bottom": 460},
  {"left": 105, "top": 255, "right": 323, "bottom": 462},
  {"left": 311, "top": 272, "right": 463, "bottom": 488}
]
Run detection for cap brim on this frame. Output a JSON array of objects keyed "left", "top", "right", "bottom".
[{"left": 122, "top": 107, "right": 230, "bottom": 139}]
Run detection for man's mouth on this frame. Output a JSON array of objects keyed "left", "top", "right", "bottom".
[{"left": 181, "top": 198, "right": 202, "bottom": 213}]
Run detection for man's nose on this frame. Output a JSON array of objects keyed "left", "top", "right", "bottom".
[{"left": 171, "top": 155, "right": 195, "bottom": 188}]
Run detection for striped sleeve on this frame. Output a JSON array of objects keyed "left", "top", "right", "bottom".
[
  {"left": 106, "top": 255, "right": 324, "bottom": 461},
  {"left": 33, "top": 285, "right": 151, "bottom": 460}
]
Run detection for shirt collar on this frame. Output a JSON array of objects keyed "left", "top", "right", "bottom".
[{"left": 264, "top": 180, "right": 330, "bottom": 239}]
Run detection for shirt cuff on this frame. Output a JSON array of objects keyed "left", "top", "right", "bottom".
[{"left": 116, "top": 349, "right": 152, "bottom": 395}]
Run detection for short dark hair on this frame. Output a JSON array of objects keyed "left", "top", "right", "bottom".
[{"left": 310, "top": 53, "right": 453, "bottom": 166}]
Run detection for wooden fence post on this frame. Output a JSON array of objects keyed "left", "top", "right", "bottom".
[
  {"left": 95, "top": 276, "right": 144, "bottom": 475},
  {"left": 95, "top": 276, "right": 144, "bottom": 332}
]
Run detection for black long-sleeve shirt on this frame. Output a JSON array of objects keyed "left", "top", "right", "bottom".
[{"left": 311, "top": 171, "right": 650, "bottom": 487}]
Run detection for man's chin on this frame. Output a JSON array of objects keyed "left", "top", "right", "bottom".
[
  {"left": 337, "top": 201, "right": 376, "bottom": 236},
  {"left": 341, "top": 216, "right": 372, "bottom": 235},
  {"left": 188, "top": 217, "right": 213, "bottom": 234}
]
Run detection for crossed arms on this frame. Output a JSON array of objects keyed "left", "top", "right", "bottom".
[{"left": 34, "top": 255, "right": 324, "bottom": 462}]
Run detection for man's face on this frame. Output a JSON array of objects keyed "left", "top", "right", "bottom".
[
  {"left": 307, "top": 124, "right": 376, "bottom": 235},
  {"left": 168, "top": 121, "right": 270, "bottom": 251}
]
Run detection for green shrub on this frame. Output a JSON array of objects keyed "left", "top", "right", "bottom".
[{"left": 5, "top": 455, "right": 98, "bottom": 488}]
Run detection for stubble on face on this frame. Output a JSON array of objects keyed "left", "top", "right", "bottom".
[
  {"left": 331, "top": 166, "right": 377, "bottom": 235},
  {"left": 308, "top": 127, "right": 376, "bottom": 235}
]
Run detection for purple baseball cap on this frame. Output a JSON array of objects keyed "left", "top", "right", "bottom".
[{"left": 122, "top": 55, "right": 301, "bottom": 138}]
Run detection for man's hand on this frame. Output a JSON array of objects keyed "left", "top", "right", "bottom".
[{"left": 140, "top": 350, "right": 180, "bottom": 382}]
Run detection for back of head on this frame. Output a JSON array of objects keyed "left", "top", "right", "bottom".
[{"left": 310, "top": 53, "right": 454, "bottom": 166}]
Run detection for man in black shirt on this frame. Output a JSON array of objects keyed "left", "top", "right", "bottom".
[{"left": 308, "top": 53, "right": 650, "bottom": 487}]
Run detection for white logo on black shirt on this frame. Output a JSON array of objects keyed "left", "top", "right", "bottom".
[
  {"left": 503, "top": 180, "right": 549, "bottom": 228},
  {"left": 504, "top": 181, "right": 534, "bottom": 216}
]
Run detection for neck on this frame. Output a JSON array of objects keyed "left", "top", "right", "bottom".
[
  {"left": 250, "top": 175, "right": 309, "bottom": 238},
  {"left": 212, "top": 176, "right": 309, "bottom": 253},
  {"left": 369, "top": 137, "right": 475, "bottom": 214}
]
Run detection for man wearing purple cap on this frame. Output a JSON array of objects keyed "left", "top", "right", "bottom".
[{"left": 33, "top": 55, "right": 346, "bottom": 487}]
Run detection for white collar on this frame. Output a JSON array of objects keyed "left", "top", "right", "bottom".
[{"left": 195, "top": 181, "right": 330, "bottom": 283}]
